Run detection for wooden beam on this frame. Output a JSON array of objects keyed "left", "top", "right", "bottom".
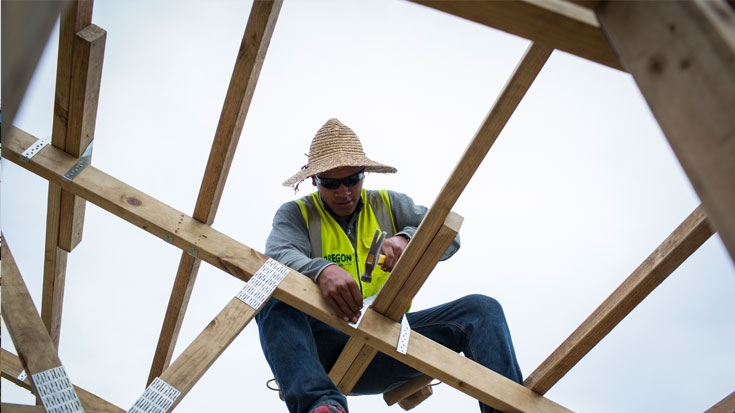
[
  {"left": 52, "top": 1, "right": 98, "bottom": 254},
  {"left": 389, "top": 42, "right": 551, "bottom": 294},
  {"left": 51, "top": 0, "right": 93, "bottom": 151},
  {"left": 357, "top": 308, "right": 573, "bottom": 413},
  {"left": 193, "top": 0, "right": 283, "bottom": 223},
  {"left": 0, "top": 404, "right": 45, "bottom": 413},
  {"left": 4, "top": 126, "right": 258, "bottom": 279},
  {"left": 705, "top": 391, "right": 735, "bottom": 413},
  {"left": 3, "top": 127, "right": 571, "bottom": 413},
  {"left": 1, "top": 348, "right": 32, "bottom": 391},
  {"left": 410, "top": 0, "right": 622, "bottom": 70},
  {"left": 152, "top": 292, "right": 572, "bottom": 412},
  {"left": 524, "top": 204, "right": 714, "bottom": 394},
  {"left": 329, "top": 212, "right": 463, "bottom": 392},
  {"left": 597, "top": 0, "right": 735, "bottom": 263},
  {"left": 148, "top": 0, "right": 283, "bottom": 386},
  {"left": 65, "top": 23, "right": 105, "bottom": 159},
  {"left": 149, "top": 253, "right": 200, "bottom": 384},
  {"left": 328, "top": 42, "right": 551, "bottom": 393},
  {"left": 383, "top": 374, "right": 434, "bottom": 406},
  {"left": 58, "top": 23, "right": 106, "bottom": 252},
  {"left": 1, "top": 349, "right": 125, "bottom": 413},
  {"left": 3, "top": 236, "right": 68, "bottom": 377},
  {"left": 149, "top": 297, "right": 260, "bottom": 411},
  {"left": 0, "top": 0, "right": 63, "bottom": 127},
  {"left": 1, "top": 236, "right": 85, "bottom": 410},
  {"left": 41, "top": 0, "right": 100, "bottom": 350},
  {"left": 227, "top": 258, "right": 573, "bottom": 413},
  {"left": 329, "top": 342, "right": 377, "bottom": 392},
  {"left": 378, "top": 212, "right": 464, "bottom": 318},
  {"left": 42, "top": 183, "right": 68, "bottom": 347}
]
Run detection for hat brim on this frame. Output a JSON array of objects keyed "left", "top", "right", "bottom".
[{"left": 283, "top": 155, "right": 396, "bottom": 186}]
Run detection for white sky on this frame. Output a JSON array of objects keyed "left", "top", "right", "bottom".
[{"left": 2, "top": 1, "right": 734, "bottom": 412}]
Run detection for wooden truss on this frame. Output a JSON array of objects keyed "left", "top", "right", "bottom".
[{"left": 2, "top": 1, "right": 733, "bottom": 412}]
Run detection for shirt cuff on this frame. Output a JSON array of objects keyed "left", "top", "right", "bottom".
[{"left": 313, "top": 262, "right": 337, "bottom": 283}]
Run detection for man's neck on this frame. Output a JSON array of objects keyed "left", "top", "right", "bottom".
[{"left": 319, "top": 195, "right": 363, "bottom": 234}]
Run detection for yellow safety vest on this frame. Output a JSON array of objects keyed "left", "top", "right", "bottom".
[{"left": 295, "top": 189, "right": 395, "bottom": 298}]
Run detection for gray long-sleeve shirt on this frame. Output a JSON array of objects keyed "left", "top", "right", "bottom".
[{"left": 265, "top": 189, "right": 461, "bottom": 282}]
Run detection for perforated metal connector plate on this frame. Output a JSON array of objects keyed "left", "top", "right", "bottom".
[
  {"left": 62, "top": 141, "right": 93, "bottom": 182},
  {"left": 397, "top": 316, "right": 411, "bottom": 355},
  {"left": 236, "top": 258, "right": 289, "bottom": 310},
  {"left": 20, "top": 138, "right": 49, "bottom": 163},
  {"left": 128, "top": 377, "right": 181, "bottom": 413},
  {"left": 32, "top": 366, "right": 84, "bottom": 413}
]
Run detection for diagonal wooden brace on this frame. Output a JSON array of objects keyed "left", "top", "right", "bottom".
[
  {"left": 328, "top": 212, "right": 462, "bottom": 393},
  {"left": 328, "top": 41, "right": 551, "bottom": 396},
  {"left": 1, "top": 236, "right": 86, "bottom": 411},
  {"left": 524, "top": 204, "right": 714, "bottom": 394}
]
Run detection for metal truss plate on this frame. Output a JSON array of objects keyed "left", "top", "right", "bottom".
[{"left": 62, "top": 142, "right": 93, "bottom": 182}]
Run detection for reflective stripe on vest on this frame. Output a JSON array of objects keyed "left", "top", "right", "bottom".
[{"left": 295, "top": 189, "right": 395, "bottom": 298}]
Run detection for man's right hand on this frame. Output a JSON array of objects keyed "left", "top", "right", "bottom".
[{"left": 317, "top": 265, "right": 363, "bottom": 323}]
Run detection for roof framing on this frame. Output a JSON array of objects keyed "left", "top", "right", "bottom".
[{"left": 1, "top": 0, "right": 733, "bottom": 412}]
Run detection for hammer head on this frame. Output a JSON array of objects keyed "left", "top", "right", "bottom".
[{"left": 361, "top": 229, "right": 386, "bottom": 283}]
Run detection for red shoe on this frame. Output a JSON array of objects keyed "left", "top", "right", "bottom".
[{"left": 311, "top": 405, "right": 347, "bottom": 413}]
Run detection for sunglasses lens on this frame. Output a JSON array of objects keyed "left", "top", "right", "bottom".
[
  {"left": 317, "top": 171, "right": 364, "bottom": 189},
  {"left": 321, "top": 179, "right": 340, "bottom": 190},
  {"left": 343, "top": 175, "right": 361, "bottom": 186}
]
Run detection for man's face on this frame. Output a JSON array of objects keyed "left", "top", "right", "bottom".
[{"left": 313, "top": 166, "right": 365, "bottom": 218}]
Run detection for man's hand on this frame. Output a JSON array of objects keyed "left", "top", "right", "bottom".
[
  {"left": 379, "top": 235, "right": 409, "bottom": 272},
  {"left": 317, "top": 265, "right": 363, "bottom": 323}
]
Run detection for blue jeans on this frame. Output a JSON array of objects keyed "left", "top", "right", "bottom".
[{"left": 255, "top": 294, "right": 522, "bottom": 413}]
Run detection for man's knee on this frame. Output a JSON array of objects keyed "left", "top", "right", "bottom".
[{"left": 462, "top": 293, "right": 503, "bottom": 315}]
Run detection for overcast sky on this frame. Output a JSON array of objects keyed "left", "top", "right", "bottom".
[{"left": 3, "top": 1, "right": 734, "bottom": 412}]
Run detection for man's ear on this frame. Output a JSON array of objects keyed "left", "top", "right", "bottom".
[{"left": 311, "top": 176, "right": 317, "bottom": 186}]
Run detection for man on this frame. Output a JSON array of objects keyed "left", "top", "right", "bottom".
[{"left": 256, "top": 118, "right": 522, "bottom": 413}]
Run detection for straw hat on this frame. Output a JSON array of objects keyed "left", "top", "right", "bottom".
[{"left": 283, "top": 118, "right": 397, "bottom": 187}]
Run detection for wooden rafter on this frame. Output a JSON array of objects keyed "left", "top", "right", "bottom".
[
  {"left": 148, "top": 296, "right": 261, "bottom": 411},
  {"left": 597, "top": 0, "right": 735, "bottom": 262},
  {"left": 148, "top": 0, "right": 283, "bottom": 385},
  {"left": 3, "top": 1, "right": 733, "bottom": 411},
  {"left": 328, "top": 41, "right": 553, "bottom": 395},
  {"left": 152, "top": 298, "right": 257, "bottom": 410},
  {"left": 524, "top": 204, "right": 714, "bottom": 394},
  {"left": 1, "top": 349, "right": 125, "bottom": 413},
  {"left": 1, "top": 237, "right": 85, "bottom": 410},
  {"left": 705, "top": 391, "right": 735, "bottom": 413},
  {"left": 410, "top": 0, "right": 622, "bottom": 70},
  {"left": 3, "top": 126, "right": 574, "bottom": 413}
]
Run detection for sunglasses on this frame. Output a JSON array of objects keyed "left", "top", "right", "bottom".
[{"left": 315, "top": 170, "right": 365, "bottom": 190}]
